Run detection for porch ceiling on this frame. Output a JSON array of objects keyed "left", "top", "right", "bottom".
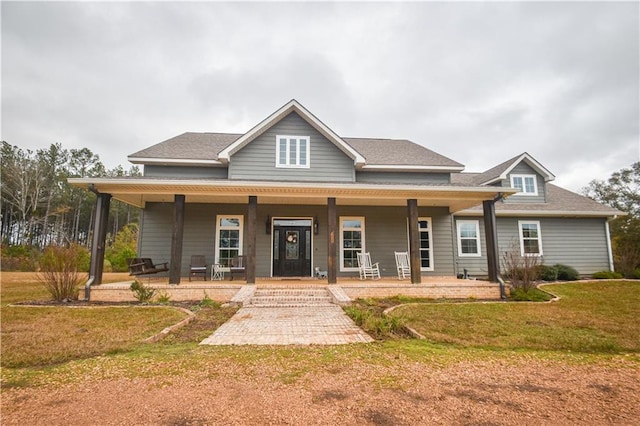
[{"left": 68, "top": 178, "right": 516, "bottom": 212}]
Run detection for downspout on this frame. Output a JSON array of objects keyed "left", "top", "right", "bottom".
[
  {"left": 84, "top": 184, "right": 101, "bottom": 301},
  {"left": 605, "top": 216, "right": 616, "bottom": 272}
]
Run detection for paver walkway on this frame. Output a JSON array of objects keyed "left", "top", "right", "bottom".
[{"left": 200, "top": 286, "right": 373, "bottom": 345}]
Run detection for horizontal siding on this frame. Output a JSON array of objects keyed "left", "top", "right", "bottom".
[
  {"left": 139, "top": 203, "right": 454, "bottom": 278},
  {"left": 455, "top": 216, "right": 611, "bottom": 277},
  {"left": 502, "top": 162, "right": 547, "bottom": 203},
  {"left": 229, "top": 112, "right": 354, "bottom": 182},
  {"left": 144, "top": 165, "right": 228, "bottom": 179},
  {"left": 356, "top": 171, "right": 451, "bottom": 185}
]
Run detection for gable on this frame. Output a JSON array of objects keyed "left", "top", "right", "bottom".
[{"left": 228, "top": 111, "right": 355, "bottom": 182}]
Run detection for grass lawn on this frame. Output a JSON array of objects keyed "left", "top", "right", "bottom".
[
  {"left": 389, "top": 281, "right": 640, "bottom": 354},
  {"left": 1, "top": 274, "right": 638, "bottom": 389}
]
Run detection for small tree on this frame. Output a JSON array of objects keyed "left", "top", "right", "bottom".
[
  {"left": 37, "top": 244, "right": 86, "bottom": 301},
  {"left": 501, "top": 240, "right": 541, "bottom": 292},
  {"left": 130, "top": 280, "right": 156, "bottom": 303}
]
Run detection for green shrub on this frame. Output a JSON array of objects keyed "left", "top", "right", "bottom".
[
  {"left": 106, "top": 224, "right": 138, "bottom": 272},
  {"left": 130, "top": 280, "right": 156, "bottom": 303},
  {"left": 37, "top": 244, "right": 86, "bottom": 301},
  {"left": 592, "top": 270, "right": 624, "bottom": 279},
  {"left": 536, "top": 265, "right": 558, "bottom": 281},
  {"left": 1, "top": 244, "right": 40, "bottom": 271},
  {"left": 631, "top": 269, "right": 640, "bottom": 279},
  {"left": 156, "top": 292, "right": 171, "bottom": 305},
  {"left": 553, "top": 264, "right": 579, "bottom": 281}
]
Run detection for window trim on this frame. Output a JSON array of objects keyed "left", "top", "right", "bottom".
[
  {"left": 457, "top": 220, "right": 482, "bottom": 257},
  {"left": 214, "top": 215, "right": 244, "bottom": 268},
  {"left": 510, "top": 174, "right": 538, "bottom": 196},
  {"left": 339, "top": 216, "right": 365, "bottom": 272},
  {"left": 406, "top": 217, "right": 434, "bottom": 272},
  {"left": 518, "top": 220, "right": 543, "bottom": 257},
  {"left": 275, "top": 135, "right": 310, "bottom": 168}
]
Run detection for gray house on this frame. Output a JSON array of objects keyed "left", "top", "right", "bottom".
[{"left": 70, "top": 100, "right": 620, "bottom": 287}]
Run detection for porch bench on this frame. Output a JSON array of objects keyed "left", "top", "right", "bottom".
[
  {"left": 229, "top": 255, "right": 246, "bottom": 281},
  {"left": 127, "top": 258, "right": 169, "bottom": 276}
]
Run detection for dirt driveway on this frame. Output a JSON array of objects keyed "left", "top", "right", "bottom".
[{"left": 3, "top": 357, "right": 639, "bottom": 425}]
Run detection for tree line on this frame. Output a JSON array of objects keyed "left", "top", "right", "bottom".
[{"left": 1, "top": 141, "right": 140, "bottom": 250}]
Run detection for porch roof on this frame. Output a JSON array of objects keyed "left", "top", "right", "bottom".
[{"left": 68, "top": 177, "right": 516, "bottom": 212}]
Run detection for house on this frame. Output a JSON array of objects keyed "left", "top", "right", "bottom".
[{"left": 69, "top": 99, "right": 620, "bottom": 294}]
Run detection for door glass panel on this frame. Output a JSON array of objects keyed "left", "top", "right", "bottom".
[
  {"left": 273, "top": 230, "right": 280, "bottom": 260},
  {"left": 285, "top": 231, "right": 299, "bottom": 260},
  {"left": 305, "top": 230, "right": 311, "bottom": 259}
]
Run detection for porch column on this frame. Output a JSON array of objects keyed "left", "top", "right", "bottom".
[
  {"left": 327, "top": 197, "right": 337, "bottom": 284},
  {"left": 246, "top": 196, "right": 257, "bottom": 284},
  {"left": 88, "top": 192, "right": 111, "bottom": 289},
  {"left": 483, "top": 200, "right": 500, "bottom": 283},
  {"left": 169, "top": 194, "right": 185, "bottom": 284},
  {"left": 407, "top": 199, "right": 421, "bottom": 284}
]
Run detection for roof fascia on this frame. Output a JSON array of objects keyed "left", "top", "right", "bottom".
[
  {"left": 127, "top": 157, "right": 224, "bottom": 166},
  {"left": 359, "top": 165, "right": 465, "bottom": 172},
  {"left": 217, "top": 99, "right": 366, "bottom": 166},
  {"left": 453, "top": 209, "right": 623, "bottom": 218},
  {"left": 497, "top": 153, "right": 556, "bottom": 183}
]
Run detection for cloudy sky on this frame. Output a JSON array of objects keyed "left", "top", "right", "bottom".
[{"left": 2, "top": 1, "right": 638, "bottom": 191}]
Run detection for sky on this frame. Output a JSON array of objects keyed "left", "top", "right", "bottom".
[{"left": 2, "top": 1, "right": 639, "bottom": 192}]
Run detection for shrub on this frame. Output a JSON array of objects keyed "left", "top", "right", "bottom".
[
  {"left": 156, "top": 292, "right": 171, "bottom": 305},
  {"left": 130, "top": 280, "right": 156, "bottom": 303},
  {"left": 106, "top": 224, "right": 138, "bottom": 272},
  {"left": 536, "top": 265, "right": 558, "bottom": 282},
  {"left": 553, "top": 264, "right": 579, "bottom": 281},
  {"left": 592, "top": 270, "right": 624, "bottom": 279},
  {"left": 631, "top": 269, "right": 640, "bottom": 279},
  {"left": 1, "top": 244, "right": 40, "bottom": 271},
  {"left": 37, "top": 244, "right": 86, "bottom": 301},
  {"left": 501, "top": 240, "right": 540, "bottom": 292}
]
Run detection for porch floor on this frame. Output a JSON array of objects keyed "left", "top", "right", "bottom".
[{"left": 86, "top": 276, "right": 502, "bottom": 302}]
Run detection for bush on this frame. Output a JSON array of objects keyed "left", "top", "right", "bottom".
[
  {"left": 553, "top": 264, "right": 579, "bottom": 281},
  {"left": 106, "top": 224, "right": 138, "bottom": 272},
  {"left": 536, "top": 265, "right": 558, "bottom": 282},
  {"left": 37, "top": 244, "right": 86, "bottom": 301},
  {"left": 631, "top": 269, "right": 640, "bottom": 279},
  {"left": 1, "top": 244, "right": 40, "bottom": 271},
  {"left": 130, "top": 280, "right": 156, "bottom": 303},
  {"left": 501, "top": 241, "right": 540, "bottom": 292},
  {"left": 592, "top": 270, "right": 624, "bottom": 279}
]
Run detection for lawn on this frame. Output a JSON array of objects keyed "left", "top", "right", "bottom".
[{"left": 389, "top": 281, "right": 640, "bottom": 354}]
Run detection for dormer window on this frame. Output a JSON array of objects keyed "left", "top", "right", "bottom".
[
  {"left": 511, "top": 174, "right": 538, "bottom": 196},
  {"left": 276, "top": 135, "right": 310, "bottom": 168}
]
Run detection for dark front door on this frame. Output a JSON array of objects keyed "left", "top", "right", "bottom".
[{"left": 273, "top": 222, "right": 312, "bottom": 277}]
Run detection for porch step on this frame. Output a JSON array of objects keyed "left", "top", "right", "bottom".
[{"left": 246, "top": 288, "right": 334, "bottom": 307}]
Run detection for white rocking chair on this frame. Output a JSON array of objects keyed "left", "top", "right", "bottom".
[
  {"left": 394, "top": 251, "right": 410, "bottom": 280},
  {"left": 357, "top": 252, "right": 381, "bottom": 280}
]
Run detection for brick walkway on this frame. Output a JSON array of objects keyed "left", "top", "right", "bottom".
[{"left": 200, "top": 305, "right": 374, "bottom": 345}]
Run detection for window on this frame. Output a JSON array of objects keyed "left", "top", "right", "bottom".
[
  {"left": 511, "top": 174, "right": 538, "bottom": 196},
  {"left": 276, "top": 135, "right": 310, "bottom": 168},
  {"left": 417, "top": 218, "right": 434, "bottom": 271},
  {"left": 214, "top": 215, "right": 243, "bottom": 267},
  {"left": 340, "top": 217, "right": 364, "bottom": 271},
  {"left": 457, "top": 220, "right": 481, "bottom": 257},
  {"left": 519, "top": 220, "right": 543, "bottom": 256}
]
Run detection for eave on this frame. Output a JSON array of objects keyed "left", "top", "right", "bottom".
[
  {"left": 68, "top": 177, "right": 516, "bottom": 212},
  {"left": 453, "top": 209, "right": 623, "bottom": 219},
  {"left": 359, "top": 165, "right": 466, "bottom": 172},
  {"left": 127, "top": 157, "right": 224, "bottom": 167}
]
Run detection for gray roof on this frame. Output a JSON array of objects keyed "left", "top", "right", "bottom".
[
  {"left": 129, "top": 132, "right": 241, "bottom": 161},
  {"left": 129, "top": 132, "right": 463, "bottom": 168},
  {"left": 469, "top": 153, "right": 522, "bottom": 185},
  {"left": 459, "top": 182, "right": 621, "bottom": 215},
  {"left": 343, "top": 138, "right": 463, "bottom": 168}
]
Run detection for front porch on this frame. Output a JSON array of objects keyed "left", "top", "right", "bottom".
[{"left": 84, "top": 276, "right": 503, "bottom": 303}]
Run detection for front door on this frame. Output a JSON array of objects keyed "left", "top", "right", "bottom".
[{"left": 273, "top": 220, "right": 312, "bottom": 277}]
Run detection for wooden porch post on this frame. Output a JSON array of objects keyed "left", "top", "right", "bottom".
[
  {"left": 327, "top": 197, "right": 337, "bottom": 284},
  {"left": 407, "top": 199, "right": 421, "bottom": 284},
  {"left": 246, "top": 196, "right": 257, "bottom": 284},
  {"left": 88, "top": 192, "right": 111, "bottom": 288},
  {"left": 483, "top": 200, "right": 500, "bottom": 283},
  {"left": 169, "top": 194, "right": 185, "bottom": 284}
]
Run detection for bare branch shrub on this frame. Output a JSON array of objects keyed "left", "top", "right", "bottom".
[
  {"left": 501, "top": 240, "right": 541, "bottom": 292},
  {"left": 37, "top": 244, "right": 86, "bottom": 301}
]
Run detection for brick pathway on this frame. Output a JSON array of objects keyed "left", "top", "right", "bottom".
[{"left": 200, "top": 305, "right": 373, "bottom": 346}]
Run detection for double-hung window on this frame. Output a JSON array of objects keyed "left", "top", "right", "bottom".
[
  {"left": 511, "top": 174, "right": 538, "bottom": 196},
  {"left": 340, "top": 217, "right": 364, "bottom": 271},
  {"left": 407, "top": 218, "right": 434, "bottom": 271},
  {"left": 215, "top": 215, "right": 244, "bottom": 267},
  {"left": 457, "top": 220, "right": 481, "bottom": 257},
  {"left": 518, "top": 220, "right": 543, "bottom": 256},
  {"left": 276, "top": 135, "right": 310, "bottom": 168}
]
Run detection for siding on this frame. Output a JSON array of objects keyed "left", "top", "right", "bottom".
[
  {"left": 356, "top": 171, "right": 451, "bottom": 185},
  {"left": 501, "top": 162, "right": 547, "bottom": 203},
  {"left": 454, "top": 216, "right": 611, "bottom": 277},
  {"left": 139, "top": 202, "right": 454, "bottom": 278},
  {"left": 144, "top": 165, "right": 228, "bottom": 179},
  {"left": 229, "top": 112, "right": 355, "bottom": 182}
]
